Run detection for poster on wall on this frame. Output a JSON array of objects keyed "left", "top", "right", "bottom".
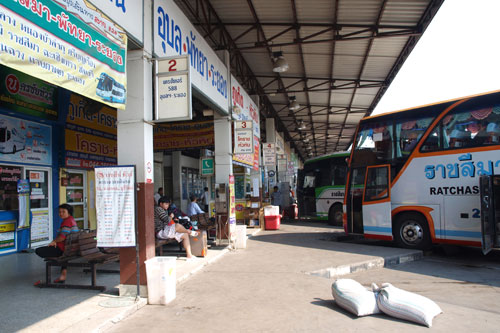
[
  {"left": 95, "top": 166, "right": 136, "bottom": 247},
  {"left": 0, "top": 65, "right": 58, "bottom": 120},
  {"left": 65, "top": 93, "right": 117, "bottom": 168},
  {"left": 31, "top": 209, "right": 50, "bottom": 243},
  {"left": 0, "top": 115, "right": 51, "bottom": 166},
  {"left": 0, "top": 220, "right": 16, "bottom": 250},
  {"left": 0, "top": 1, "right": 128, "bottom": 109}
]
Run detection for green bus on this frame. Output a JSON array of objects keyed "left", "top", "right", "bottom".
[{"left": 297, "top": 151, "right": 349, "bottom": 225}]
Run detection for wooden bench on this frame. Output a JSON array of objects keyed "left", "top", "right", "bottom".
[
  {"left": 155, "top": 237, "right": 183, "bottom": 256},
  {"left": 37, "top": 230, "right": 119, "bottom": 291}
]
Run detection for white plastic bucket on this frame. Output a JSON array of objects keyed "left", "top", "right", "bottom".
[
  {"left": 145, "top": 257, "right": 176, "bottom": 305},
  {"left": 235, "top": 225, "right": 247, "bottom": 249},
  {"left": 264, "top": 205, "right": 280, "bottom": 216}
]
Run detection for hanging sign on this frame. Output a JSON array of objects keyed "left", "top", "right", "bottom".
[
  {"left": 234, "top": 121, "right": 254, "bottom": 154},
  {"left": 95, "top": 166, "right": 136, "bottom": 247},
  {"left": 201, "top": 157, "right": 214, "bottom": 176},
  {"left": 0, "top": 1, "right": 127, "bottom": 109},
  {"left": 262, "top": 143, "right": 276, "bottom": 166},
  {"left": 154, "top": 0, "right": 228, "bottom": 114},
  {"left": 154, "top": 56, "right": 192, "bottom": 122},
  {"left": 231, "top": 75, "right": 260, "bottom": 169}
]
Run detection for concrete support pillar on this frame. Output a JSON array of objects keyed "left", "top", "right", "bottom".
[
  {"left": 265, "top": 118, "right": 276, "bottom": 144},
  {"left": 117, "top": 48, "right": 155, "bottom": 297},
  {"left": 172, "top": 151, "right": 182, "bottom": 204},
  {"left": 214, "top": 114, "right": 233, "bottom": 184}
]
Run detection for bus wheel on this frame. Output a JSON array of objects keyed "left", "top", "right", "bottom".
[
  {"left": 328, "top": 204, "right": 343, "bottom": 226},
  {"left": 393, "top": 213, "right": 431, "bottom": 250}
]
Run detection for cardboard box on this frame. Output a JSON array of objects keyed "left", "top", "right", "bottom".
[{"left": 190, "top": 230, "right": 207, "bottom": 257}]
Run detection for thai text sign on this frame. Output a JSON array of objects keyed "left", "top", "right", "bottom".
[
  {"left": 0, "top": 0, "right": 127, "bottom": 109},
  {"left": 95, "top": 166, "right": 135, "bottom": 247},
  {"left": 231, "top": 75, "right": 260, "bottom": 169},
  {"left": 154, "top": 0, "right": 228, "bottom": 114},
  {"left": 0, "top": 65, "right": 58, "bottom": 120},
  {"left": 262, "top": 142, "right": 276, "bottom": 166},
  {"left": 234, "top": 120, "right": 253, "bottom": 155},
  {"left": 88, "top": 0, "right": 143, "bottom": 44},
  {"left": 154, "top": 120, "right": 214, "bottom": 150},
  {"left": 65, "top": 93, "right": 117, "bottom": 168},
  {"left": 155, "top": 55, "right": 192, "bottom": 121}
]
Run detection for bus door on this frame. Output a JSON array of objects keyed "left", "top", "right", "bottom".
[
  {"left": 346, "top": 167, "right": 366, "bottom": 234},
  {"left": 479, "top": 175, "right": 500, "bottom": 254},
  {"left": 362, "top": 165, "right": 392, "bottom": 238}
]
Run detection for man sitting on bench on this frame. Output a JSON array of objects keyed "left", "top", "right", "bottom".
[
  {"left": 35, "top": 203, "right": 79, "bottom": 284},
  {"left": 155, "top": 196, "right": 199, "bottom": 261}
]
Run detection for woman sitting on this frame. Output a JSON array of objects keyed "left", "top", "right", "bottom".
[
  {"left": 35, "top": 204, "right": 79, "bottom": 284},
  {"left": 155, "top": 196, "right": 199, "bottom": 260}
]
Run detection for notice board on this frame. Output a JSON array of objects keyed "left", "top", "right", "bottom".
[{"left": 95, "top": 166, "right": 136, "bottom": 247}]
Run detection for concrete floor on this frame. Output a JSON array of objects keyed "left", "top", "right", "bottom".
[{"left": 2, "top": 221, "right": 499, "bottom": 332}]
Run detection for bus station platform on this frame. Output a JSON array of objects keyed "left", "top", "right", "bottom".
[{"left": 0, "top": 222, "right": 425, "bottom": 332}]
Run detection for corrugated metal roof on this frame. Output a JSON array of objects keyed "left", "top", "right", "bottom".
[{"left": 174, "top": 0, "right": 444, "bottom": 160}]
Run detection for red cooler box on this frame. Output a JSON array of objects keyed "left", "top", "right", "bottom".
[
  {"left": 264, "top": 205, "right": 281, "bottom": 230},
  {"left": 264, "top": 215, "right": 281, "bottom": 230}
]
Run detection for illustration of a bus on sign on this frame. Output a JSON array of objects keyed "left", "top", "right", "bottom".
[
  {"left": 96, "top": 73, "right": 126, "bottom": 104},
  {"left": 0, "top": 120, "right": 26, "bottom": 154}
]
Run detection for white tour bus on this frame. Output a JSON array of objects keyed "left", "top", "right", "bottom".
[
  {"left": 343, "top": 90, "right": 500, "bottom": 252},
  {"left": 0, "top": 120, "right": 26, "bottom": 154}
]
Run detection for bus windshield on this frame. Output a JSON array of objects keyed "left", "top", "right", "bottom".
[
  {"left": 297, "top": 152, "right": 348, "bottom": 224},
  {"left": 352, "top": 116, "right": 433, "bottom": 167}
]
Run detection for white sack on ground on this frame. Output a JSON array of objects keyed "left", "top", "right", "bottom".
[
  {"left": 374, "top": 283, "right": 442, "bottom": 327},
  {"left": 331, "top": 279, "right": 380, "bottom": 316}
]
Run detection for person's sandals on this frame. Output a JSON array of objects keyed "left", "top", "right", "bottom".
[
  {"left": 54, "top": 278, "right": 66, "bottom": 284},
  {"left": 190, "top": 230, "right": 199, "bottom": 237}
]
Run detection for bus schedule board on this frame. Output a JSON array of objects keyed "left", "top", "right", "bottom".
[
  {"left": 95, "top": 166, "right": 136, "bottom": 247},
  {"left": 154, "top": 56, "right": 192, "bottom": 122}
]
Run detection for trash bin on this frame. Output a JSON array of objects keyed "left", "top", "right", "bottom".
[
  {"left": 145, "top": 257, "right": 176, "bottom": 305},
  {"left": 235, "top": 225, "right": 247, "bottom": 249}
]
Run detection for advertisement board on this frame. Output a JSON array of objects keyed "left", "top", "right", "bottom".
[
  {"left": 0, "top": 1, "right": 127, "bottom": 109},
  {"left": 0, "top": 115, "right": 52, "bottom": 165},
  {"left": 0, "top": 65, "right": 58, "bottom": 120},
  {"left": 154, "top": 120, "right": 214, "bottom": 150},
  {"left": 88, "top": 0, "right": 144, "bottom": 44},
  {"left": 65, "top": 94, "right": 117, "bottom": 168}
]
